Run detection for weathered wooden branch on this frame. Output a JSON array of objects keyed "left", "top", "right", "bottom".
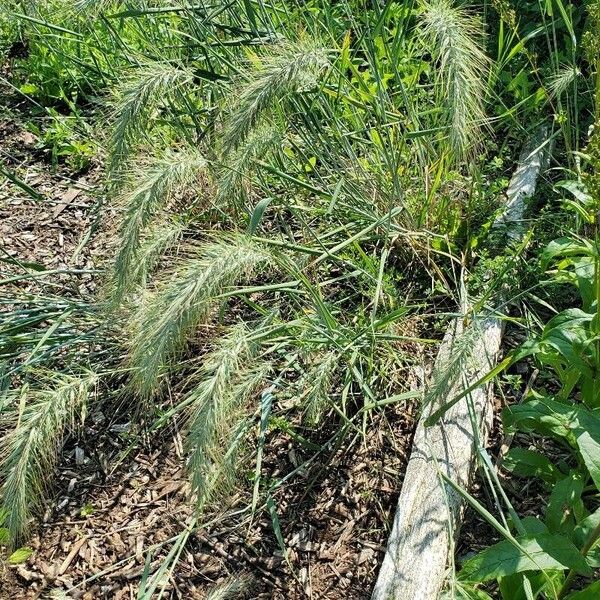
[{"left": 372, "top": 131, "right": 549, "bottom": 600}]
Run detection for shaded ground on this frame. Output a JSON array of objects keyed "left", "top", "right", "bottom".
[
  {"left": 2, "top": 407, "right": 415, "bottom": 599},
  {"left": 0, "top": 110, "right": 109, "bottom": 290}
]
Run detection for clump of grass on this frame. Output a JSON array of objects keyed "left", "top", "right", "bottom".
[
  {"left": 221, "top": 41, "right": 329, "bottom": 155},
  {"left": 128, "top": 235, "right": 271, "bottom": 397},
  {"left": 419, "top": 0, "right": 490, "bottom": 160},
  {"left": 111, "top": 148, "right": 207, "bottom": 303},
  {"left": 108, "top": 62, "right": 195, "bottom": 177},
  {"left": 0, "top": 372, "right": 97, "bottom": 545}
]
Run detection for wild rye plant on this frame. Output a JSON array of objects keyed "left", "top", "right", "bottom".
[
  {"left": 111, "top": 148, "right": 208, "bottom": 303},
  {"left": 0, "top": 372, "right": 97, "bottom": 542},
  {"left": 1, "top": 0, "right": 516, "bottom": 570}
]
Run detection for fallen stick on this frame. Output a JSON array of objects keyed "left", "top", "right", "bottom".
[{"left": 372, "top": 131, "right": 549, "bottom": 600}]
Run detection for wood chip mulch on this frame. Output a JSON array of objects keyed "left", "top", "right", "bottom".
[{"left": 1, "top": 403, "right": 416, "bottom": 599}]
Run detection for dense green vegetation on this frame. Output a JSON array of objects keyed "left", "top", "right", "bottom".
[{"left": 1, "top": 0, "right": 600, "bottom": 598}]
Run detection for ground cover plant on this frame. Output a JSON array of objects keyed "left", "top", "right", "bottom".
[{"left": 1, "top": 0, "right": 600, "bottom": 598}]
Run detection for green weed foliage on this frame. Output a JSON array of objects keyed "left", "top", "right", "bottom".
[{"left": 0, "top": 0, "right": 599, "bottom": 597}]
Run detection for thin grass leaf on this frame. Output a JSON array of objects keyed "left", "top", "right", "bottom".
[
  {"left": 0, "top": 162, "right": 44, "bottom": 201},
  {"left": 251, "top": 387, "right": 274, "bottom": 518}
]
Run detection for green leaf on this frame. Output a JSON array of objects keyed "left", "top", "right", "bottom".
[
  {"left": 499, "top": 573, "right": 531, "bottom": 600},
  {"left": 267, "top": 494, "right": 288, "bottom": 564},
  {"left": 500, "top": 569, "right": 565, "bottom": 600},
  {"left": 504, "top": 398, "right": 600, "bottom": 487},
  {"left": 502, "top": 398, "right": 578, "bottom": 446},
  {"left": 577, "top": 431, "right": 600, "bottom": 491},
  {"left": 555, "top": 181, "right": 592, "bottom": 204},
  {"left": 499, "top": 572, "right": 545, "bottom": 600},
  {"left": 574, "top": 506, "right": 600, "bottom": 549},
  {"left": 251, "top": 389, "right": 274, "bottom": 517},
  {"left": 504, "top": 397, "right": 600, "bottom": 448},
  {"left": 459, "top": 534, "right": 591, "bottom": 582},
  {"left": 440, "top": 585, "right": 494, "bottom": 600},
  {"left": 503, "top": 448, "right": 560, "bottom": 483},
  {"left": 540, "top": 237, "right": 596, "bottom": 308},
  {"left": 0, "top": 162, "right": 44, "bottom": 201},
  {"left": 521, "top": 516, "right": 548, "bottom": 536},
  {"left": 8, "top": 547, "right": 33, "bottom": 564},
  {"left": 584, "top": 546, "right": 600, "bottom": 568},
  {"left": 0, "top": 527, "right": 9, "bottom": 544},
  {"left": 574, "top": 503, "right": 600, "bottom": 567},
  {"left": 538, "top": 310, "right": 593, "bottom": 379},
  {"left": 565, "top": 580, "right": 600, "bottom": 599},
  {"left": 541, "top": 237, "right": 596, "bottom": 269},
  {"left": 19, "top": 83, "right": 39, "bottom": 96},
  {"left": 247, "top": 197, "right": 274, "bottom": 235},
  {"left": 546, "top": 472, "right": 584, "bottom": 535}
]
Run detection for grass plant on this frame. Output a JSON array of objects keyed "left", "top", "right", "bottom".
[{"left": 1, "top": 0, "right": 599, "bottom": 597}]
